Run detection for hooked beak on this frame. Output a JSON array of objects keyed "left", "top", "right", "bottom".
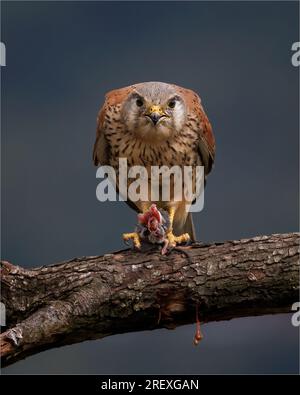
[{"left": 145, "top": 105, "right": 168, "bottom": 125}]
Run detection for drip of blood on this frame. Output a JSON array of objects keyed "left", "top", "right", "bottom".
[{"left": 193, "top": 304, "right": 203, "bottom": 345}]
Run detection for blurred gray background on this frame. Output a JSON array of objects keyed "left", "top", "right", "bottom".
[{"left": 1, "top": 1, "right": 299, "bottom": 374}]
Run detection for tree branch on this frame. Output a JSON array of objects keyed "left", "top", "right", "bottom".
[{"left": 1, "top": 232, "right": 299, "bottom": 367}]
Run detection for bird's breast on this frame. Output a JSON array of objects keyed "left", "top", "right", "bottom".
[{"left": 108, "top": 133, "right": 200, "bottom": 169}]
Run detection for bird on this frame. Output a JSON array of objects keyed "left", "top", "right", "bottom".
[{"left": 93, "top": 81, "right": 215, "bottom": 249}]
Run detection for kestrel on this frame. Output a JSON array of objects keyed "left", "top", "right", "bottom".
[{"left": 93, "top": 82, "right": 215, "bottom": 249}]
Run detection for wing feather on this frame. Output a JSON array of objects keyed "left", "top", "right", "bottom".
[
  {"left": 93, "top": 106, "right": 109, "bottom": 166},
  {"left": 93, "top": 85, "right": 137, "bottom": 166},
  {"left": 93, "top": 85, "right": 140, "bottom": 213},
  {"left": 174, "top": 85, "right": 215, "bottom": 175}
]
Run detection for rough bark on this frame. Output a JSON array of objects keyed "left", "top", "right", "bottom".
[{"left": 1, "top": 232, "right": 299, "bottom": 367}]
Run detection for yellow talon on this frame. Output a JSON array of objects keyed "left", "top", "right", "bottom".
[
  {"left": 167, "top": 231, "right": 190, "bottom": 247},
  {"left": 123, "top": 232, "right": 141, "bottom": 249},
  {"left": 166, "top": 206, "right": 190, "bottom": 247},
  {"left": 167, "top": 231, "right": 176, "bottom": 247}
]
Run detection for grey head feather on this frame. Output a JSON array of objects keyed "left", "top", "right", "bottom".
[{"left": 134, "top": 81, "right": 178, "bottom": 104}]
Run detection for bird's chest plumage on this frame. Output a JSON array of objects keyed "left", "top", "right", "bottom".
[
  {"left": 104, "top": 112, "right": 201, "bottom": 213},
  {"left": 103, "top": 106, "right": 200, "bottom": 168},
  {"left": 107, "top": 129, "right": 200, "bottom": 169}
]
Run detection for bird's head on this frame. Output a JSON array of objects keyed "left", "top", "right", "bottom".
[{"left": 122, "top": 82, "right": 187, "bottom": 142}]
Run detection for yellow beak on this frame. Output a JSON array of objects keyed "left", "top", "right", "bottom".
[
  {"left": 148, "top": 105, "right": 165, "bottom": 115},
  {"left": 145, "top": 105, "right": 167, "bottom": 125}
]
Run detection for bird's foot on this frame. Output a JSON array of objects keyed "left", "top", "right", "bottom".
[
  {"left": 123, "top": 232, "right": 141, "bottom": 249},
  {"left": 166, "top": 231, "right": 190, "bottom": 248}
]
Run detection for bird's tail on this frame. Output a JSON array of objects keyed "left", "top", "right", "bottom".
[{"left": 173, "top": 212, "right": 196, "bottom": 242}]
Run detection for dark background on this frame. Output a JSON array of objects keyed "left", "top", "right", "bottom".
[{"left": 1, "top": 1, "right": 299, "bottom": 374}]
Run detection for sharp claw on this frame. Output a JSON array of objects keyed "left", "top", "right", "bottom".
[
  {"left": 166, "top": 231, "right": 190, "bottom": 247},
  {"left": 123, "top": 232, "right": 141, "bottom": 250}
]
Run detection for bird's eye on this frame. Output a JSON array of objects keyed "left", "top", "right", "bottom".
[
  {"left": 136, "top": 98, "right": 144, "bottom": 107},
  {"left": 168, "top": 99, "right": 176, "bottom": 109}
]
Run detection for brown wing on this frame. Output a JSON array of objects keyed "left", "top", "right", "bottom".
[
  {"left": 93, "top": 84, "right": 137, "bottom": 166},
  {"left": 93, "top": 84, "right": 141, "bottom": 213},
  {"left": 93, "top": 106, "right": 109, "bottom": 166},
  {"left": 174, "top": 85, "right": 216, "bottom": 175}
]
